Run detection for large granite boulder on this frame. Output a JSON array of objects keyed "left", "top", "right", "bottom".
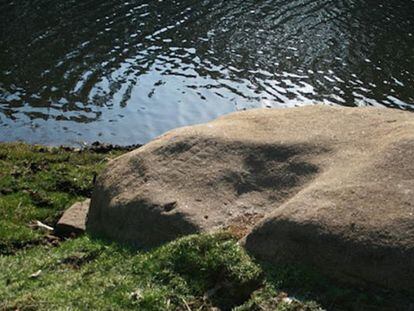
[
  {"left": 86, "top": 105, "right": 414, "bottom": 291},
  {"left": 242, "top": 109, "right": 414, "bottom": 292}
]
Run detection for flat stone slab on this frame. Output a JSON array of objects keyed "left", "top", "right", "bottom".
[
  {"left": 55, "top": 199, "right": 90, "bottom": 237},
  {"left": 86, "top": 105, "right": 414, "bottom": 291}
]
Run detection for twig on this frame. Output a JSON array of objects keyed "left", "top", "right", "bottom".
[
  {"left": 181, "top": 297, "right": 192, "bottom": 311},
  {"left": 31, "top": 220, "right": 54, "bottom": 231}
]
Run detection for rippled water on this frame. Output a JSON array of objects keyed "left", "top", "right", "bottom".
[{"left": 1, "top": 0, "right": 413, "bottom": 145}]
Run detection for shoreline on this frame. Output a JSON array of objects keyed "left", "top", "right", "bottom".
[{"left": 0, "top": 140, "right": 143, "bottom": 153}]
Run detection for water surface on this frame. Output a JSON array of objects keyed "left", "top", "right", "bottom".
[{"left": 1, "top": 0, "right": 413, "bottom": 145}]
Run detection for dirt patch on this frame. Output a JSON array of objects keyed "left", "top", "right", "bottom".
[
  {"left": 60, "top": 250, "right": 101, "bottom": 269},
  {"left": 1, "top": 235, "right": 62, "bottom": 256},
  {"left": 227, "top": 213, "right": 265, "bottom": 239}
]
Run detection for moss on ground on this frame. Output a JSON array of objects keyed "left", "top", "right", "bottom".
[{"left": 0, "top": 143, "right": 411, "bottom": 310}]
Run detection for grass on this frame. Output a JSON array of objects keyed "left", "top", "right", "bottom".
[
  {"left": 0, "top": 232, "right": 325, "bottom": 310},
  {"left": 0, "top": 142, "right": 411, "bottom": 310},
  {"left": 0, "top": 142, "right": 124, "bottom": 254}
]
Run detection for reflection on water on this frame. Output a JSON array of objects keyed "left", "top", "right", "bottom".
[{"left": 1, "top": 0, "right": 413, "bottom": 145}]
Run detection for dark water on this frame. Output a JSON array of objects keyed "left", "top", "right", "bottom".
[{"left": 1, "top": 0, "right": 413, "bottom": 145}]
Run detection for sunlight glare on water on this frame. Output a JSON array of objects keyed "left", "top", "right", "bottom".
[{"left": 0, "top": 0, "right": 413, "bottom": 145}]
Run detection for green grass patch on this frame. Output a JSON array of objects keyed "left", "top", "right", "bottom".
[
  {"left": 0, "top": 142, "right": 124, "bottom": 254},
  {"left": 0, "top": 233, "right": 322, "bottom": 310}
]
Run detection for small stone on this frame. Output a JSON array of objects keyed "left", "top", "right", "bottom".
[{"left": 55, "top": 199, "right": 90, "bottom": 237}]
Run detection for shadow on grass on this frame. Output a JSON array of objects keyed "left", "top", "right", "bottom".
[{"left": 256, "top": 261, "right": 414, "bottom": 311}]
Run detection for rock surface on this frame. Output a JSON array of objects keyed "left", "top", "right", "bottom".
[
  {"left": 55, "top": 199, "right": 90, "bottom": 237},
  {"left": 86, "top": 105, "right": 414, "bottom": 291}
]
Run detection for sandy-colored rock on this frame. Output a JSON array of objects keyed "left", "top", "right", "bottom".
[
  {"left": 86, "top": 105, "right": 414, "bottom": 290},
  {"left": 55, "top": 199, "right": 90, "bottom": 236}
]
